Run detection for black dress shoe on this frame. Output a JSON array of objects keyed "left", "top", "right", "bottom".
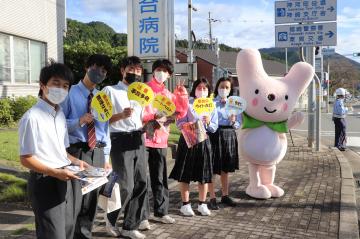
[
  {"left": 337, "top": 147, "right": 346, "bottom": 151},
  {"left": 208, "top": 198, "right": 219, "bottom": 210},
  {"left": 221, "top": 195, "right": 237, "bottom": 207}
]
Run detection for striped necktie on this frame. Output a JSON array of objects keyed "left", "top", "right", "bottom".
[{"left": 87, "top": 92, "right": 96, "bottom": 149}]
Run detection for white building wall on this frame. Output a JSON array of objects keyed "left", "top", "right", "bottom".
[
  {"left": 0, "top": 0, "right": 65, "bottom": 97},
  {"left": 0, "top": 0, "right": 66, "bottom": 63}
]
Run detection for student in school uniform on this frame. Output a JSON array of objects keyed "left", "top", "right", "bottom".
[
  {"left": 208, "top": 77, "right": 241, "bottom": 210},
  {"left": 169, "top": 78, "right": 218, "bottom": 217},
  {"left": 61, "top": 54, "right": 112, "bottom": 238},
  {"left": 19, "top": 63, "right": 89, "bottom": 239},
  {"left": 102, "top": 56, "right": 149, "bottom": 239},
  {"left": 142, "top": 59, "right": 180, "bottom": 224}
]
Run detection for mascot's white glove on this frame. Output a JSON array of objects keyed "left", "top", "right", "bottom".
[{"left": 287, "top": 112, "right": 304, "bottom": 129}]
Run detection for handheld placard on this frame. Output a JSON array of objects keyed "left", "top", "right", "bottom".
[
  {"left": 127, "top": 82, "right": 154, "bottom": 107},
  {"left": 225, "top": 96, "right": 247, "bottom": 116},
  {"left": 152, "top": 94, "right": 176, "bottom": 117},
  {"left": 193, "top": 97, "right": 215, "bottom": 117},
  {"left": 90, "top": 92, "right": 113, "bottom": 122}
]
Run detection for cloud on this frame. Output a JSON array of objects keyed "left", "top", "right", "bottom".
[{"left": 174, "top": 1, "right": 274, "bottom": 49}]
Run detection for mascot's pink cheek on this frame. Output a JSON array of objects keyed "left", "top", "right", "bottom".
[
  {"left": 282, "top": 103, "right": 288, "bottom": 112},
  {"left": 252, "top": 98, "right": 258, "bottom": 106}
]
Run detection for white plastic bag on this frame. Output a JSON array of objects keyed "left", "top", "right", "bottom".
[{"left": 98, "top": 183, "right": 121, "bottom": 213}]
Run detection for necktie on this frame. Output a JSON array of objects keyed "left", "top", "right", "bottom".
[{"left": 87, "top": 92, "right": 96, "bottom": 149}]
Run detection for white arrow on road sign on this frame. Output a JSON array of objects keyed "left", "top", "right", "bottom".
[
  {"left": 275, "top": 0, "right": 337, "bottom": 24},
  {"left": 275, "top": 22, "right": 337, "bottom": 48}
]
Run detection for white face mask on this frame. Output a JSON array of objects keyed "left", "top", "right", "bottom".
[
  {"left": 46, "top": 87, "right": 68, "bottom": 104},
  {"left": 195, "top": 90, "right": 208, "bottom": 98},
  {"left": 218, "top": 89, "right": 230, "bottom": 98},
  {"left": 154, "top": 71, "right": 168, "bottom": 83}
]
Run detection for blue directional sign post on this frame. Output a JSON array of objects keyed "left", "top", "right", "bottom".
[
  {"left": 275, "top": 0, "right": 337, "bottom": 24},
  {"left": 275, "top": 22, "right": 337, "bottom": 47},
  {"left": 274, "top": 0, "right": 337, "bottom": 151}
]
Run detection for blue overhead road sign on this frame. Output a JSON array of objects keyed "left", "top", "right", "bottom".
[
  {"left": 275, "top": 22, "right": 337, "bottom": 48},
  {"left": 275, "top": 0, "right": 337, "bottom": 24}
]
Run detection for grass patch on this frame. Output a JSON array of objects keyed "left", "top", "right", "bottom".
[
  {"left": 11, "top": 223, "right": 35, "bottom": 236},
  {"left": 0, "top": 172, "right": 27, "bottom": 202},
  {"left": 0, "top": 130, "right": 19, "bottom": 162}
]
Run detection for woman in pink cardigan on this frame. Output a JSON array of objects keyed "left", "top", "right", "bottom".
[{"left": 143, "top": 59, "right": 188, "bottom": 224}]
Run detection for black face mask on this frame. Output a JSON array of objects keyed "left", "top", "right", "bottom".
[
  {"left": 87, "top": 68, "right": 106, "bottom": 84},
  {"left": 125, "top": 73, "right": 141, "bottom": 84}
]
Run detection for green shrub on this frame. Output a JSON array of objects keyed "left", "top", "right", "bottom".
[
  {"left": 0, "top": 98, "right": 13, "bottom": 126},
  {"left": 0, "top": 173, "right": 27, "bottom": 202},
  {"left": 11, "top": 96, "right": 37, "bottom": 121}
]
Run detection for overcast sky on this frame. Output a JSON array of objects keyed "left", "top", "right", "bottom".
[{"left": 67, "top": 0, "right": 360, "bottom": 62}]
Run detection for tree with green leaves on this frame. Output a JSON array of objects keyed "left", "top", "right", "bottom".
[{"left": 64, "top": 40, "right": 127, "bottom": 88}]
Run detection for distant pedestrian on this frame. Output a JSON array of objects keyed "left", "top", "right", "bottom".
[
  {"left": 332, "top": 88, "right": 348, "bottom": 151},
  {"left": 208, "top": 77, "right": 241, "bottom": 210},
  {"left": 169, "top": 78, "right": 218, "bottom": 217}
]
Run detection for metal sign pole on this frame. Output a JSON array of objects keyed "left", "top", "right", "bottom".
[{"left": 306, "top": 46, "right": 316, "bottom": 148}]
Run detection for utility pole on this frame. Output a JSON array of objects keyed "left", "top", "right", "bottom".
[
  {"left": 188, "top": 0, "right": 194, "bottom": 82},
  {"left": 208, "top": 12, "right": 219, "bottom": 51},
  {"left": 215, "top": 38, "right": 220, "bottom": 88},
  {"left": 208, "top": 12, "right": 213, "bottom": 50}
]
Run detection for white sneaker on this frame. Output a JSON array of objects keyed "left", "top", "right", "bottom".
[
  {"left": 197, "top": 203, "right": 211, "bottom": 216},
  {"left": 180, "top": 204, "right": 195, "bottom": 217},
  {"left": 104, "top": 214, "right": 121, "bottom": 237},
  {"left": 155, "top": 215, "right": 175, "bottom": 224},
  {"left": 121, "top": 229, "right": 146, "bottom": 239},
  {"left": 138, "top": 219, "right": 152, "bottom": 231}
]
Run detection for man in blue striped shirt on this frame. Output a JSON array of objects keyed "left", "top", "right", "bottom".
[{"left": 332, "top": 88, "right": 348, "bottom": 151}]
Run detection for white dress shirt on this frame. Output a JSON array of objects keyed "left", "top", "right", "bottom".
[
  {"left": 102, "top": 81, "right": 143, "bottom": 133},
  {"left": 19, "top": 98, "right": 71, "bottom": 168}
]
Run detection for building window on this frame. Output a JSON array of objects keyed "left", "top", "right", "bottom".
[
  {"left": 14, "top": 37, "right": 30, "bottom": 83},
  {"left": 0, "top": 32, "right": 46, "bottom": 84},
  {"left": 0, "top": 33, "right": 11, "bottom": 82},
  {"left": 30, "top": 41, "right": 46, "bottom": 83}
]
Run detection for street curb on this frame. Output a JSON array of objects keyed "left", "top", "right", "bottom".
[{"left": 334, "top": 148, "right": 360, "bottom": 239}]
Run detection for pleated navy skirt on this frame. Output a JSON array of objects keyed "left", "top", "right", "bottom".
[
  {"left": 169, "top": 134, "right": 213, "bottom": 184},
  {"left": 209, "top": 126, "right": 239, "bottom": 175}
]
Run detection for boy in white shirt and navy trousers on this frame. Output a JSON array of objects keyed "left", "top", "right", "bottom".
[{"left": 19, "top": 63, "right": 89, "bottom": 239}]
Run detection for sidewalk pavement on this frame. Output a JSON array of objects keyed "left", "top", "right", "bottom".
[{"left": 4, "top": 133, "right": 360, "bottom": 239}]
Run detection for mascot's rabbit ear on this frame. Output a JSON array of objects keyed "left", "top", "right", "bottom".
[
  {"left": 284, "top": 62, "right": 314, "bottom": 95},
  {"left": 236, "top": 49, "right": 267, "bottom": 85}
]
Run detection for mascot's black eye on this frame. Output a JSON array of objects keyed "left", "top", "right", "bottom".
[
  {"left": 255, "top": 89, "right": 259, "bottom": 94},
  {"left": 285, "top": 95, "right": 289, "bottom": 100}
]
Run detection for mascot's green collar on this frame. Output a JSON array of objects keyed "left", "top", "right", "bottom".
[{"left": 241, "top": 112, "right": 288, "bottom": 133}]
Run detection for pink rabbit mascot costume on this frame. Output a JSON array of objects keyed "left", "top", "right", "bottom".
[{"left": 236, "top": 49, "right": 314, "bottom": 199}]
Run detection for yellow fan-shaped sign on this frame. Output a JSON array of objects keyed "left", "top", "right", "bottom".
[
  {"left": 193, "top": 97, "right": 215, "bottom": 116},
  {"left": 91, "top": 91, "right": 113, "bottom": 122},
  {"left": 152, "top": 95, "right": 176, "bottom": 116},
  {"left": 127, "top": 82, "right": 154, "bottom": 107}
]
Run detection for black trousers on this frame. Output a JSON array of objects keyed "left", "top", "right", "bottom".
[
  {"left": 108, "top": 131, "right": 149, "bottom": 230},
  {"left": 28, "top": 172, "right": 81, "bottom": 239},
  {"left": 67, "top": 144, "right": 105, "bottom": 239},
  {"left": 146, "top": 147, "right": 169, "bottom": 217},
  {"left": 333, "top": 117, "right": 347, "bottom": 148}
]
